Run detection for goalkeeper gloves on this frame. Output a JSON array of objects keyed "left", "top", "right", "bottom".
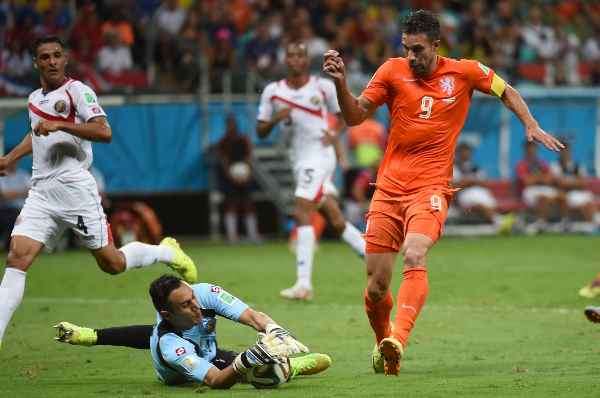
[
  {"left": 264, "top": 323, "right": 309, "bottom": 355},
  {"left": 232, "top": 339, "right": 283, "bottom": 375}
]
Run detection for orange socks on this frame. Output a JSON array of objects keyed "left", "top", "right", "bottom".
[
  {"left": 393, "top": 266, "right": 429, "bottom": 346},
  {"left": 364, "top": 289, "right": 393, "bottom": 344}
]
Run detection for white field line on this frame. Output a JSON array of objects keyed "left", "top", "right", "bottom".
[{"left": 22, "top": 297, "right": 580, "bottom": 314}]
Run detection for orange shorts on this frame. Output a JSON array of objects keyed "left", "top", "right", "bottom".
[{"left": 364, "top": 187, "right": 453, "bottom": 253}]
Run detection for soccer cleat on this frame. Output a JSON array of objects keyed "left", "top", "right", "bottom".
[
  {"left": 379, "top": 337, "right": 404, "bottom": 376},
  {"left": 54, "top": 321, "right": 97, "bottom": 346},
  {"left": 289, "top": 353, "right": 332, "bottom": 378},
  {"left": 372, "top": 343, "right": 384, "bottom": 373},
  {"left": 584, "top": 306, "right": 600, "bottom": 323},
  {"left": 280, "top": 284, "right": 313, "bottom": 301},
  {"left": 496, "top": 213, "right": 516, "bottom": 235},
  {"left": 160, "top": 237, "right": 198, "bottom": 283},
  {"left": 579, "top": 278, "right": 600, "bottom": 298}
]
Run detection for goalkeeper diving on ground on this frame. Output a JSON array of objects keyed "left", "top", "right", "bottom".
[{"left": 53, "top": 274, "right": 331, "bottom": 389}]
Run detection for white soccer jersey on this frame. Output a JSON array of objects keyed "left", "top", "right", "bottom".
[
  {"left": 257, "top": 75, "right": 340, "bottom": 165},
  {"left": 27, "top": 78, "right": 106, "bottom": 183}
]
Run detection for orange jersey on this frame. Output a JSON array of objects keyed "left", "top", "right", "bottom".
[{"left": 362, "top": 56, "right": 505, "bottom": 195}]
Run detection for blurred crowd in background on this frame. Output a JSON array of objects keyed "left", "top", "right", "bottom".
[{"left": 1, "top": 0, "right": 600, "bottom": 96}]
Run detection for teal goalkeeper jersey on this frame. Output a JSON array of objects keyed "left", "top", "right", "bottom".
[{"left": 149, "top": 283, "right": 249, "bottom": 384}]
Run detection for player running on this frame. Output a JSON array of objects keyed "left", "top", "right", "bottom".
[
  {"left": 54, "top": 274, "right": 331, "bottom": 389},
  {"left": 0, "top": 36, "right": 197, "bottom": 349},
  {"left": 323, "top": 10, "right": 563, "bottom": 375},
  {"left": 257, "top": 42, "right": 365, "bottom": 301}
]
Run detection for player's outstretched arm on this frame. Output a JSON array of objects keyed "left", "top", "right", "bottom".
[
  {"left": 323, "top": 50, "right": 376, "bottom": 126},
  {"left": 0, "top": 133, "right": 32, "bottom": 176},
  {"left": 34, "top": 116, "right": 112, "bottom": 143},
  {"left": 501, "top": 84, "right": 564, "bottom": 152},
  {"left": 238, "top": 308, "right": 309, "bottom": 355}
]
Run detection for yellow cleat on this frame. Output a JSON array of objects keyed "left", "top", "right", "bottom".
[
  {"left": 379, "top": 337, "right": 404, "bottom": 376},
  {"left": 372, "top": 343, "right": 384, "bottom": 373},
  {"left": 579, "top": 279, "right": 600, "bottom": 298},
  {"left": 161, "top": 237, "right": 198, "bottom": 283},
  {"left": 289, "top": 353, "right": 332, "bottom": 378},
  {"left": 54, "top": 321, "right": 97, "bottom": 346}
]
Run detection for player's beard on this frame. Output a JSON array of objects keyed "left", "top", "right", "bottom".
[{"left": 409, "top": 61, "right": 428, "bottom": 78}]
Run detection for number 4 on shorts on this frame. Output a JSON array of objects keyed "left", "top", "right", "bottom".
[{"left": 76, "top": 216, "right": 88, "bottom": 234}]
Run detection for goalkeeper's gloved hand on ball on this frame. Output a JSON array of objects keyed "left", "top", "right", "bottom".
[
  {"left": 233, "top": 339, "right": 284, "bottom": 375},
  {"left": 264, "top": 323, "right": 309, "bottom": 355}
]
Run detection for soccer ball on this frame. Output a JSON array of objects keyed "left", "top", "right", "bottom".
[
  {"left": 229, "top": 161, "right": 251, "bottom": 183},
  {"left": 247, "top": 359, "right": 291, "bottom": 389}
]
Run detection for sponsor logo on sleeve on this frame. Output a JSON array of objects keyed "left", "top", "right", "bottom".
[
  {"left": 84, "top": 93, "right": 96, "bottom": 104},
  {"left": 210, "top": 286, "right": 221, "bottom": 294},
  {"left": 91, "top": 106, "right": 101, "bottom": 114},
  {"left": 218, "top": 291, "right": 236, "bottom": 305},
  {"left": 175, "top": 347, "right": 186, "bottom": 356}
]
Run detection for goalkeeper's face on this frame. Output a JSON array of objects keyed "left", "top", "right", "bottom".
[
  {"left": 161, "top": 284, "right": 202, "bottom": 330},
  {"left": 402, "top": 33, "right": 439, "bottom": 78}
]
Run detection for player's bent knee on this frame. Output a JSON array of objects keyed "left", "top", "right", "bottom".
[
  {"left": 367, "top": 277, "right": 390, "bottom": 302},
  {"left": 403, "top": 245, "right": 428, "bottom": 267}
]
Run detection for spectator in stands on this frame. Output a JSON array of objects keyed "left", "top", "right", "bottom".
[
  {"left": 98, "top": 30, "right": 134, "bottom": 76},
  {"left": 516, "top": 141, "right": 562, "bottom": 234},
  {"left": 155, "top": 0, "right": 186, "bottom": 37},
  {"left": 0, "top": 39, "right": 33, "bottom": 81},
  {"left": 217, "top": 115, "right": 261, "bottom": 244},
  {"left": 245, "top": 23, "right": 279, "bottom": 79},
  {"left": 0, "top": 161, "right": 30, "bottom": 251},
  {"left": 101, "top": 7, "right": 135, "bottom": 47},
  {"left": 550, "top": 142, "right": 597, "bottom": 231},
  {"left": 453, "top": 143, "right": 514, "bottom": 233}
]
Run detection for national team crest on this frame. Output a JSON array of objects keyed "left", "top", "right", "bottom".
[
  {"left": 310, "top": 96, "right": 321, "bottom": 105},
  {"left": 54, "top": 100, "right": 67, "bottom": 113},
  {"left": 439, "top": 76, "right": 455, "bottom": 96}
]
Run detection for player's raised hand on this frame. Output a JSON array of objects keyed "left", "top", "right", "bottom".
[
  {"left": 34, "top": 120, "right": 62, "bottom": 136},
  {"left": 526, "top": 124, "right": 565, "bottom": 152},
  {"left": 323, "top": 50, "right": 346, "bottom": 81}
]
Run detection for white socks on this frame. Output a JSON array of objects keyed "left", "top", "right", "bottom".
[
  {"left": 341, "top": 222, "right": 366, "bottom": 257},
  {"left": 245, "top": 214, "right": 260, "bottom": 241},
  {"left": 296, "top": 226, "right": 315, "bottom": 289},
  {"left": 120, "top": 242, "right": 174, "bottom": 270},
  {"left": 225, "top": 212, "right": 238, "bottom": 242},
  {"left": 0, "top": 268, "right": 26, "bottom": 343}
]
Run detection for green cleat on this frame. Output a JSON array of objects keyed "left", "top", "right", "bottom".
[
  {"left": 289, "top": 353, "right": 332, "bottom": 378},
  {"left": 161, "top": 237, "right": 198, "bottom": 283},
  {"left": 54, "top": 321, "right": 97, "bottom": 346},
  {"left": 372, "top": 343, "right": 384, "bottom": 373}
]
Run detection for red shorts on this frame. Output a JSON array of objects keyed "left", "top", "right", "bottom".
[{"left": 364, "top": 187, "right": 453, "bottom": 253}]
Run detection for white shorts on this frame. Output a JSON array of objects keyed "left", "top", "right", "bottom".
[
  {"left": 457, "top": 186, "right": 497, "bottom": 209},
  {"left": 293, "top": 158, "right": 338, "bottom": 203},
  {"left": 522, "top": 185, "right": 558, "bottom": 207},
  {"left": 11, "top": 177, "right": 110, "bottom": 251},
  {"left": 566, "top": 190, "right": 594, "bottom": 208}
]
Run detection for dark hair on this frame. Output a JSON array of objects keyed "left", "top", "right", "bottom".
[
  {"left": 32, "top": 36, "right": 65, "bottom": 57},
  {"left": 149, "top": 274, "right": 183, "bottom": 312},
  {"left": 402, "top": 10, "right": 441, "bottom": 42}
]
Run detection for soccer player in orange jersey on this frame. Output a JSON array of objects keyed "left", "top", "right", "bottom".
[{"left": 323, "top": 10, "right": 563, "bottom": 375}]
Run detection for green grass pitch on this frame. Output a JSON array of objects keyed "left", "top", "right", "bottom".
[{"left": 0, "top": 235, "right": 599, "bottom": 397}]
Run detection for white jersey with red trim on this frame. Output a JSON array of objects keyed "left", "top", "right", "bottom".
[
  {"left": 257, "top": 75, "right": 339, "bottom": 164},
  {"left": 27, "top": 78, "right": 106, "bottom": 183}
]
